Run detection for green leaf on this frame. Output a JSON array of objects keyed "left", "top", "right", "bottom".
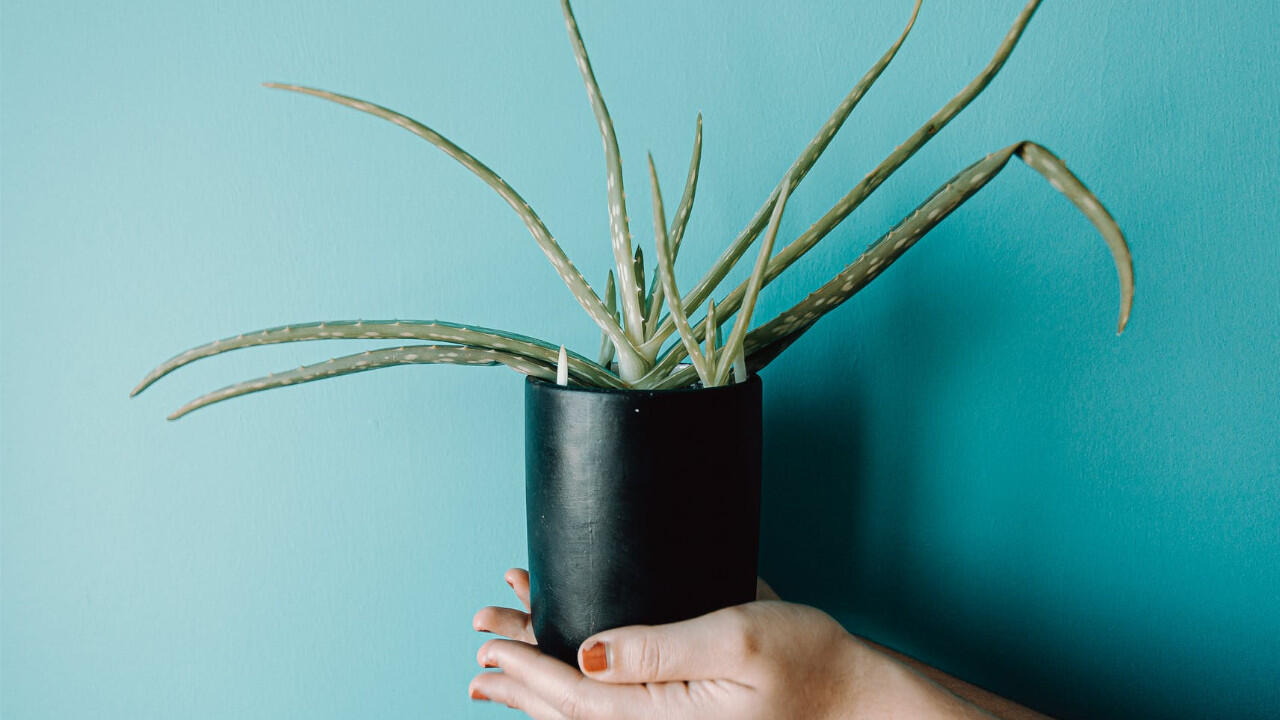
[
  {"left": 714, "top": 177, "right": 791, "bottom": 384},
  {"left": 131, "top": 319, "right": 624, "bottom": 393},
  {"left": 649, "top": 154, "right": 712, "bottom": 386},
  {"left": 746, "top": 141, "right": 1135, "bottom": 367},
  {"left": 167, "top": 345, "right": 555, "bottom": 420},
  {"left": 646, "top": 0, "right": 1045, "bottom": 372},
  {"left": 261, "top": 82, "right": 645, "bottom": 373},
  {"left": 739, "top": 0, "right": 1044, "bottom": 309},
  {"left": 632, "top": 247, "right": 647, "bottom": 326},
  {"left": 704, "top": 300, "right": 718, "bottom": 372},
  {"left": 641, "top": 0, "right": 924, "bottom": 358},
  {"left": 644, "top": 114, "right": 703, "bottom": 337},
  {"left": 597, "top": 271, "right": 617, "bottom": 367},
  {"left": 558, "top": 0, "right": 645, "bottom": 348}
]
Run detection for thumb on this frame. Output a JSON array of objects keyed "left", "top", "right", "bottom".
[{"left": 577, "top": 605, "right": 759, "bottom": 683}]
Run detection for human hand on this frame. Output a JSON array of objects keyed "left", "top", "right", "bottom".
[{"left": 470, "top": 569, "right": 995, "bottom": 719}]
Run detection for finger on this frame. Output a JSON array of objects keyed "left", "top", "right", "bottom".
[
  {"left": 470, "top": 671, "right": 567, "bottom": 720},
  {"left": 577, "top": 604, "right": 760, "bottom": 684},
  {"left": 755, "top": 577, "right": 780, "bottom": 601},
  {"left": 473, "top": 605, "right": 536, "bottom": 644},
  {"left": 479, "top": 638, "right": 642, "bottom": 720},
  {"left": 505, "top": 568, "right": 532, "bottom": 611}
]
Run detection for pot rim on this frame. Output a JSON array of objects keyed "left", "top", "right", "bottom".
[{"left": 526, "top": 372, "right": 760, "bottom": 397}]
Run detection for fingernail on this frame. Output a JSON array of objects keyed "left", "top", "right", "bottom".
[
  {"left": 581, "top": 641, "right": 609, "bottom": 673},
  {"left": 481, "top": 656, "right": 498, "bottom": 669},
  {"left": 469, "top": 687, "right": 489, "bottom": 702},
  {"left": 505, "top": 578, "right": 515, "bottom": 589}
]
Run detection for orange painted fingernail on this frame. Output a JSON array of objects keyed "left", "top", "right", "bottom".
[
  {"left": 469, "top": 687, "right": 489, "bottom": 701},
  {"left": 581, "top": 641, "right": 608, "bottom": 673}
]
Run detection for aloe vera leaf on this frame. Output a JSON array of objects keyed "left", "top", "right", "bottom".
[
  {"left": 261, "top": 82, "right": 645, "bottom": 375},
  {"left": 597, "top": 271, "right": 618, "bottom": 367},
  {"left": 704, "top": 300, "right": 718, "bottom": 371},
  {"left": 667, "top": 114, "right": 703, "bottom": 260},
  {"left": 648, "top": 154, "right": 713, "bottom": 385},
  {"left": 644, "top": 114, "right": 704, "bottom": 336},
  {"left": 651, "top": 343, "right": 770, "bottom": 391},
  {"left": 640, "top": 0, "right": 924, "bottom": 358},
  {"left": 632, "top": 247, "right": 648, "bottom": 324},
  {"left": 559, "top": 0, "right": 645, "bottom": 347},
  {"left": 733, "top": 347, "right": 749, "bottom": 384},
  {"left": 131, "top": 319, "right": 624, "bottom": 393},
  {"left": 746, "top": 141, "right": 1135, "bottom": 366},
  {"left": 167, "top": 345, "right": 555, "bottom": 420},
  {"left": 556, "top": 345, "right": 570, "bottom": 386},
  {"left": 712, "top": 0, "right": 1046, "bottom": 347},
  {"left": 714, "top": 177, "right": 792, "bottom": 384}
]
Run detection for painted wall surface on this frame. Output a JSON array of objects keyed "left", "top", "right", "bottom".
[{"left": 3, "top": 1, "right": 1277, "bottom": 718}]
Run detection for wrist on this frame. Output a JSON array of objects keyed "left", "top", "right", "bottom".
[{"left": 833, "top": 634, "right": 991, "bottom": 720}]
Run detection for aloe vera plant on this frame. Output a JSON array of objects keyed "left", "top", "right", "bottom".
[{"left": 133, "top": 0, "right": 1134, "bottom": 418}]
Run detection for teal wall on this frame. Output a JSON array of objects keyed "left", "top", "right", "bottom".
[{"left": 3, "top": 1, "right": 1277, "bottom": 717}]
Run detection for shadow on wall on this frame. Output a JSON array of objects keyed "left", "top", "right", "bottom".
[
  {"left": 751, "top": 249, "right": 1229, "bottom": 718},
  {"left": 755, "top": 264, "right": 1098, "bottom": 718}
]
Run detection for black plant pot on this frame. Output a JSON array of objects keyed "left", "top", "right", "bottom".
[{"left": 524, "top": 374, "right": 763, "bottom": 665}]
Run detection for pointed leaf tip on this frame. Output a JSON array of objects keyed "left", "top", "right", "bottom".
[{"left": 556, "top": 345, "right": 569, "bottom": 386}]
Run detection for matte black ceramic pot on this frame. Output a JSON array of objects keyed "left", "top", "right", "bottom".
[{"left": 525, "top": 374, "right": 763, "bottom": 665}]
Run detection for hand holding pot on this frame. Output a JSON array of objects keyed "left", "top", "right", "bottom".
[{"left": 471, "top": 569, "right": 998, "bottom": 720}]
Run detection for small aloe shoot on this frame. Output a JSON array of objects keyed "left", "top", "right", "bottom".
[
  {"left": 598, "top": 271, "right": 617, "bottom": 368},
  {"left": 632, "top": 248, "right": 647, "bottom": 325},
  {"left": 557, "top": 346, "right": 570, "bottom": 386},
  {"left": 134, "top": 0, "right": 1134, "bottom": 419}
]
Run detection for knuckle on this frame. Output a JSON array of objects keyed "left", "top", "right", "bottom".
[
  {"left": 633, "top": 633, "right": 666, "bottom": 680},
  {"left": 725, "top": 606, "right": 763, "bottom": 657},
  {"left": 553, "top": 679, "right": 594, "bottom": 720}
]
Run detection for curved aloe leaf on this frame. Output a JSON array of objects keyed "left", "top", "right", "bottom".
[
  {"left": 261, "top": 82, "right": 644, "bottom": 373},
  {"left": 644, "top": 114, "right": 703, "bottom": 336},
  {"left": 714, "top": 177, "right": 791, "bottom": 384},
  {"left": 746, "top": 141, "right": 1134, "bottom": 365},
  {"left": 649, "top": 154, "right": 711, "bottom": 385},
  {"left": 131, "top": 319, "right": 624, "bottom": 393},
  {"left": 743, "top": 0, "right": 1044, "bottom": 303},
  {"left": 643, "top": 139, "right": 1133, "bottom": 389},
  {"left": 641, "top": 0, "right": 924, "bottom": 357},
  {"left": 651, "top": 0, "right": 1043, "bottom": 360},
  {"left": 559, "top": 0, "right": 644, "bottom": 347},
  {"left": 646, "top": 0, "right": 1043, "bottom": 370},
  {"left": 168, "top": 345, "right": 555, "bottom": 420}
]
